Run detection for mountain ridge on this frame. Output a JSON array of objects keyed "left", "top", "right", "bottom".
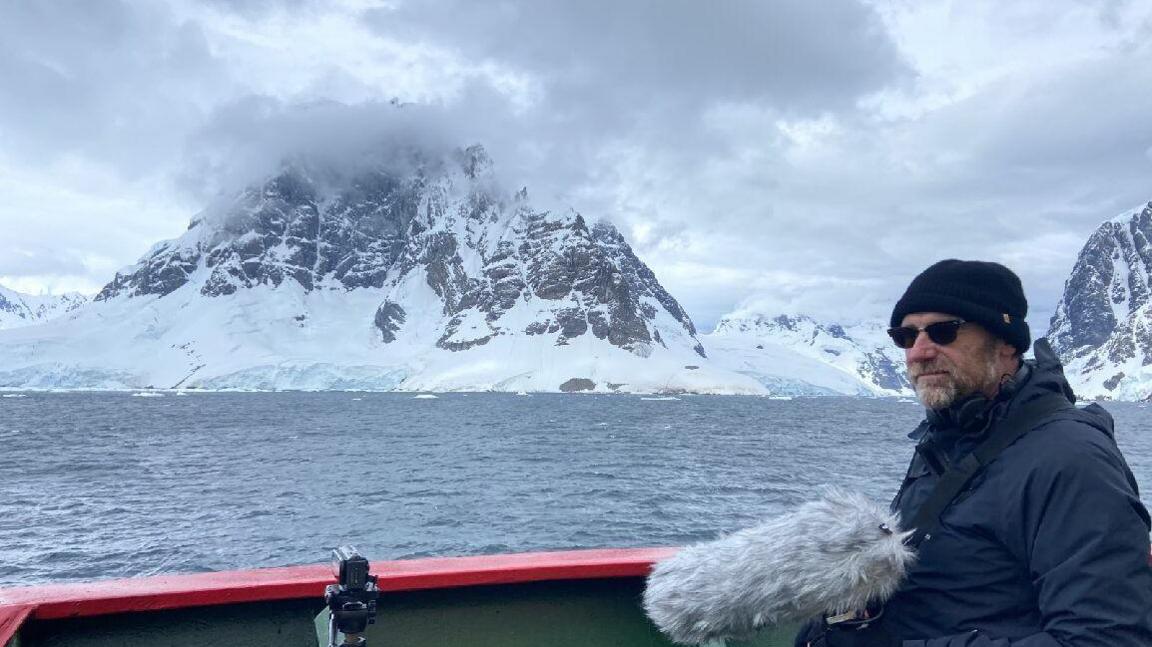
[{"left": 0, "top": 285, "right": 87, "bottom": 330}]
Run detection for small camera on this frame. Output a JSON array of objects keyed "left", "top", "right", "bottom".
[{"left": 332, "top": 546, "right": 371, "bottom": 591}]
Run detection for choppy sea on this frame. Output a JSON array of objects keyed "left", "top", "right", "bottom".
[{"left": 2, "top": 392, "right": 1151, "bottom": 587}]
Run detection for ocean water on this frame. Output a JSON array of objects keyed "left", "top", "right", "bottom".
[{"left": 2, "top": 392, "right": 1152, "bottom": 587}]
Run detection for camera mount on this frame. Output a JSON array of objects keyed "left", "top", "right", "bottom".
[{"left": 325, "top": 546, "right": 380, "bottom": 647}]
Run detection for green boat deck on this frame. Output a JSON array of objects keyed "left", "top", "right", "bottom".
[{"left": 9, "top": 578, "right": 796, "bottom": 647}]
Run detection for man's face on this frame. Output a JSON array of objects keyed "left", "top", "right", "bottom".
[{"left": 901, "top": 312, "right": 1009, "bottom": 410}]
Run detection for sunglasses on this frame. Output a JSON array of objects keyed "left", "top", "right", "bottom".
[{"left": 887, "top": 319, "right": 966, "bottom": 349}]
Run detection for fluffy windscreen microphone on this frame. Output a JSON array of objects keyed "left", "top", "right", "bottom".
[{"left": 643, "top": 488, "right": 916, "bottom": 645}]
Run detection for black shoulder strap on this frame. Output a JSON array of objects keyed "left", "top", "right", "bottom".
[{"left": 905, "top": 396, "right": 1072, "bottom": 548}]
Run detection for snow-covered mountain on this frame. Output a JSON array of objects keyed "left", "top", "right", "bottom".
[
  {"left": 0, "top": 285, "right": 87, "bottom": 330},
  {"left": 1049, "top": 201, "right": 1152, "bottom": 400},
  {"left": 702, "top": 313, "right": 911, "bottom": 396},
  {"left": 0, "top": 146, "right": 762, "bottom": 393}
]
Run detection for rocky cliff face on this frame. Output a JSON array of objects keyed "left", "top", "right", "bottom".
[
  {"left": 703, "top": 313, "right": 910, "bottom": 396},
  {"left": 1048, "top": 202, "right": 1152, "bottom": 399},
  {"left": 0, "top": 286, "right": 87, "bottom": 330},
  {"left": 94, "top": 145, "right": 703, "bottom": 360}
]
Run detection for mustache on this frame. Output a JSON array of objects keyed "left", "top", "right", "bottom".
[{"left": 908, "top": 358, "right": 955, "bottom": 380}]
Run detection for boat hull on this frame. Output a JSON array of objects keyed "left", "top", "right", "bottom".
[{"left": 0, "top": 549, "right": 797, "bottom": 647}]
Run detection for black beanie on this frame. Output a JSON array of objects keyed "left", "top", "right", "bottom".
[{"left": 890, "top": 259, "right": 1031, "bottom": 353}]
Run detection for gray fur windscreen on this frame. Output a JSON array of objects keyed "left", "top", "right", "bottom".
[{"left": 642, "top": 488, "right": 916, "bottom": 645}]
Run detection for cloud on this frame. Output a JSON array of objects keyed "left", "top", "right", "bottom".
[
  {"left": 355, "top": 0, "right": 910, "bottom": 203},
  {"left": 0, "top": 1, "right": 906, "bottom": 179},
  {"left": 366, "top": 0, "right": 907, "bottom": 113},
  {"left": 0, "top": 1, "right": 224, "bottom": 178},
  {"left": 615, "top": 4, "right": 1152, "bottom": 327},
  {"left": 0, "top": 246, "right": 89, "bottom": 277},
  {"left": 178, "top": 96, "right": 470, "bottom": 199},
  {"left": 1, "top": 0, "right": 1150, "bottom": 333}
]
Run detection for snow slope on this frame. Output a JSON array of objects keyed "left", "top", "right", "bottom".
[
  {"left": 702, "top": 313, "right": 911, "bottom": 396},
  {"left": 0, "top": 281, "right": 759, "bottom": 393}
]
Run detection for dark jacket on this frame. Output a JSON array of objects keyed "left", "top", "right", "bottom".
[{"left": 882, "top": 340, "right": 1152, "bottom": 646}]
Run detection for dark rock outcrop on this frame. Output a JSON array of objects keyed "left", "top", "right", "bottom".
[
  {"left": 374, "top": 302, "right": 406, "bottom": 343},
  {"left": 559, "top": 377, "right": 596, "bottom": 392}
]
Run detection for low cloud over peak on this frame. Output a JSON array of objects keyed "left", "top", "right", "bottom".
[{"left": 1, "top": 0, "right": 1151, "bottom": 331}]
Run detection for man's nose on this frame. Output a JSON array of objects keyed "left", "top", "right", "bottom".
[{"left": 906, "top": 330, "right": 937, "bottom": 362}]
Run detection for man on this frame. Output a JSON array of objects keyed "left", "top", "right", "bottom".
[{"left": 801, "top": 259, "right": 1152, "bottom": 646}]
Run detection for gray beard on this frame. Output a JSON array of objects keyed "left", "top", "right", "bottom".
[
  {"left": 916, "top": 380, "right": 961, "bottom": 410},
  {"left": 912, "top": 358, "right": 1001, "bottom": 410}
]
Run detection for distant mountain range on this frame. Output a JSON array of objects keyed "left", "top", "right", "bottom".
[
  {"left": 0, "top": 286, "right": 87, "bottom": 330},
  {"left": 701, "top": 314, "right": 909, "bottom": 396},
  {"left": 2, "top": 145, "right": 1145, "bottom": 398}
]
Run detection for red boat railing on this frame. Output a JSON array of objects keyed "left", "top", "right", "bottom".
[{"left": 0, "top": 547, "right": 676, "bottom": 644}]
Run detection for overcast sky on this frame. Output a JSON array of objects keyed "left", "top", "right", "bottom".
[{"left": 2, "top": 0, "right": 1151, "bottom": 332}]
